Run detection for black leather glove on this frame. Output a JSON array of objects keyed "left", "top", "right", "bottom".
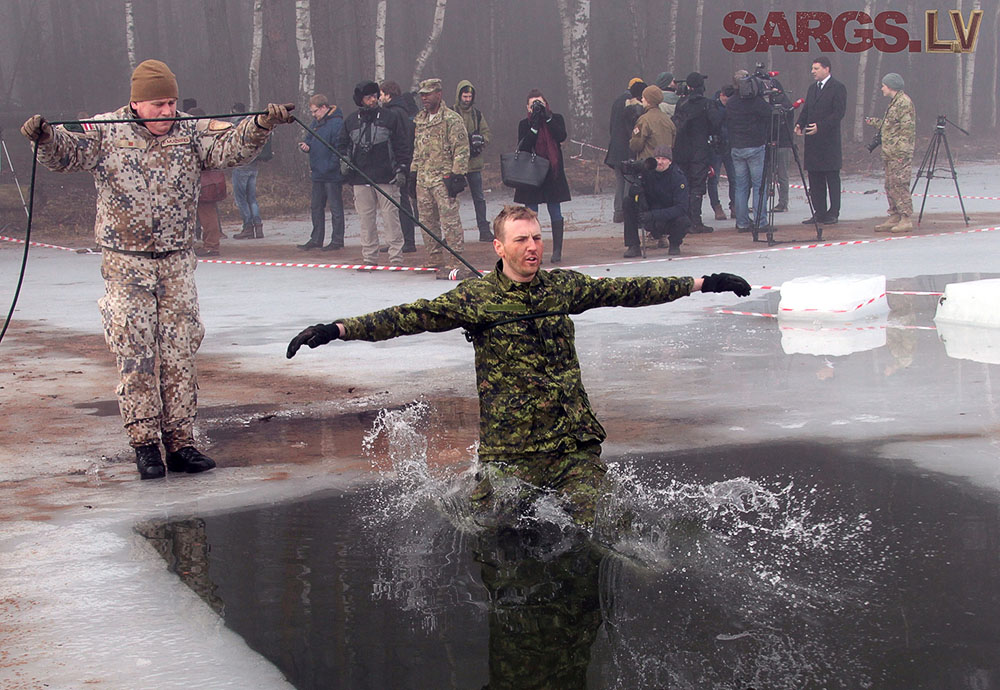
[
  {"left": 257, "top": 103, "right": 295, "bottom": 129},
  {"left": 529, "top": 111, "right": 545, "bottom": 130},
  {"left": 394, "top": 169, "right": 407, "bottom": 188},
  {"left": 443, "top": 173, "right": 466, "bottom": 198},
  {"left": 21, "top": 114, "right": 53, "bottom": 143},
  {"left": 701, "top": 273, "right": 751, "bottom": 297},
  {"left": 286, "top": 322, "right": 340, "bottom": 359}
]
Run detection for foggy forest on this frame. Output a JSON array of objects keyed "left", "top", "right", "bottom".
[{"left": 0, "top": 0, "right": 997, "bottom": 175}]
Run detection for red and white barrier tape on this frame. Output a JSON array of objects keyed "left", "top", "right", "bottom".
[
  {"left": 787, "top": 183, "right": 1000, "bottom": 201},
  {"left": 778, "top": 292, "right": 886, "bottom": 315},
  {"left": 0, "top": 235, "right": 84, "bottom": 252},
  {"left": 197, "top": 258, "right": 436, "bottom": 272}
]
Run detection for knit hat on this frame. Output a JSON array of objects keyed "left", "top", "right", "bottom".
[
  {"left": 629, "top": 80, "right": 648, "bottom": 100},
  {"left": 130, "top": 60, "right": 178, "bottom": 102},
  {"left": 685, "top": 72, "right": 706, "bottom": 90},
  {"left": 642, "top": 85, "right": 664, "bottom": 107},
  {"left": 628, "top": 77, "right": 644, "bottom": 90},
  {"left": 656, "top": 72, "right": 674, "bottom": 90},
  {"left": 882, "top": 73, "right": 904, "bottom": 90},
  {"left": 653, "top": 145, "right": 672, "bottom": 159}
]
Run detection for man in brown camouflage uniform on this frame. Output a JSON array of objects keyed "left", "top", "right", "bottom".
[
  {"left": 287, "top": 205, "right": 751, "bottom": 525},
  {"left": 866, "top": 73, "right": 916, "bottom": 234},
  {"left": 21, "top": 59, "right": 294, "bottom": 479},
  {"left": 410, "top": 78, "right": 472, "bottom": 279}
]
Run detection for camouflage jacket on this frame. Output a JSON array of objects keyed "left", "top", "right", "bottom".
[
  {"left": 872, "top": 91, "right": 915, "bottom": 159},
  {"left": 411, "top": 104, "right": 469, "bottom": 188},
  {"left": 339, "top": 261, "right": 695, "bottom": 460},
  {"left": 35, "top": 106, "right": 271, "bottom": 252}
]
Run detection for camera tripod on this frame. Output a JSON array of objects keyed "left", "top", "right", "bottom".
[
  {"left": 911, "top": 115, "right": 970, "bottom": 225},
  {"left": 756, "top": 103, "right": 821, "bottom": 244}
]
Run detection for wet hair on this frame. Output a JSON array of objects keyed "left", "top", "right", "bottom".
[
  {"left": 492, "top": 205, "right": 539, "bottom": 240},
  {"left": 309, "top": 93, "right": 329, "bottom": 107},
  {"left": 380, "top": 80, "right": 401, "bottom": 98},
  {"left": 525, "top": 88, "right": 548, "bottom": 106},
  {"left": 812, "top": 55, "right": 831, "bottom": 70}
]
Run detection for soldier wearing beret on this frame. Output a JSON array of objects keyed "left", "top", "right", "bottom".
[
  {"left": 287, "top": 205, "right": 751, "bottom": 525},
  {"left": 21, "top": 59, "right": 295, "bottom": 480}
]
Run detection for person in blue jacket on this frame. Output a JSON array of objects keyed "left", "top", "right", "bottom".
[{"left": 298, "top": 93, "right": 345, "bottom": 250}]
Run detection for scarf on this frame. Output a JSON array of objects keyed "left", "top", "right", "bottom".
[{"left": 533, "top": 109, "right": 561, "bottom": 180}]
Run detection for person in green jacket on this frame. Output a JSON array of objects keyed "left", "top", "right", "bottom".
[
  {"left": 286, "top": 205, "right": 751, "bottom": 525},
  {"left": 455, "top": 79, "right": 494, "bottom": 242}
]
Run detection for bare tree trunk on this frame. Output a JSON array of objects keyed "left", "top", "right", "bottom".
[
  {"left": 553, "top": 0, "right": 593, "bottom": 140},
  {"left": 693, "top": 0, "right": 704, "bottom": 72},
  {"left": 626, "top": 0, "right": 645, "bottom": 76},
  {"left": 249, "top": 0, "right": 263, "bottom": 109},
  {"left": 955, "top": 0, "right": 965, "bottom": 126},
  {"left": 374, "top": 0, "right": 386, "bottom": 82},
  {"left": 125, "top": 0, "right": 137, "bottom": 72},
  {"left": 411, "top": 0, "right": 448, "bottom": 90},
  {"left": 960, "top": 0, "right": 981, "bottom": 131},
  {"left": 204, "top": 0, "right": 240, "bottom": 109},
  {"left": 666, "top": 0, "right": 678, "bottom": 73},
  {"left": 295, "top": 0, "right": 316, "bottom": 107},
  {"left": 853, "top": 1, "right": 873, "bottom": 142},
  {"left": 992, "top": 1, "right": 999, "bottom": 128}
]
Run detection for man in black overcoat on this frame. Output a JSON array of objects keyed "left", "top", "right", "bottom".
[{"left": 795, "top": 56, "right": 847, "bottom": 224}]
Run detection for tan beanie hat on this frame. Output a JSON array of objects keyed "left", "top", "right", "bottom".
[
  {"left": 130, "top": 60, "right": 179, "bottom": 102},
  {"left": 642, "top": 85, "right": 663, "bottom": 107}
]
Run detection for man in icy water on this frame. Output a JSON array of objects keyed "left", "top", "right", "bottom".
[{"left": 287, "top": 204, "right": 751, "bottom": 525}]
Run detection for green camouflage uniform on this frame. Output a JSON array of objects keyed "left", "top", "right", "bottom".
[
  {"left": 35, "top": 108, "right": 271, "bottom": 449},
  {"left": 338, "top": 261, "right": 695, "bottom": 523},
  {"left": 871, "top": 91, "right": 915, "bottom": 217},
  {"left": 411, "top": 103, "right": 469, "bottom": 270}
]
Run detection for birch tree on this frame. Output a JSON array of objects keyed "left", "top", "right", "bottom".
[
  {"left": 248, "top": 0, "right": 263, "bottom": 109},
  {"left": 692, "top": 0, "right": 705, "bottom": 72},
  {"left": 125, "top": 1, "right": 136, "bottom": 72},
  {"left": 992, "top": 0, "right": 999, "bottom": 128},
  {"left": 959, "top": 0, "right": 981, "bottom": 131},
  {"left": 955, "top": 0, "right": 965, "bottom": 126},
  {"left": 412, "top": 0, "right": 448, "bottom": 90},
  {"left": 374, "top": 0, "right": 386, "bottom": 82},
  {"left": 853, "top": 4, "right": 873, "bottom": 142},
  {"left": 626, "top": 0, "right": 645, "bottom": 77},
  {"left": 555, "top": 0, "right": 594, "bottom": 140},
  {"left": 295, "top": 0, "right": 316, "bottom": 108},
  {"left": 666, "top": 0, "right": 679, "bottom": 73}
]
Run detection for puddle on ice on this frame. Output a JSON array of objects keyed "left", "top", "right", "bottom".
[{"left": 139, "top": 403, "right": 1000, "bottom": 689}]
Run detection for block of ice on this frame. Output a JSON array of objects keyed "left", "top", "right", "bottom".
[
  {"left": 778, "top": 274, "right": 889, "bottom": 321},
  {"left": 933, "top": 278, "right": 1000, "bottom": 328}
]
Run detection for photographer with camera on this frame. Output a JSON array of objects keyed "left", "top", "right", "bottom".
[
  {"left": 729, "top": 69, "right": 775, "bottom": 233},
  {"left": 865, "top": 73, "right": 915, "bottom": 234},
  {"left": 672, "top": 72, "right": 724, "bottom": 233},
  {"left": 514, "top": 90, "right": 571, "bottom": 263},
  {"left": 622, "top": 146, "right": 692, "bottom": 257},
  {"left": 455, "top": 80, "right": 493, "bottom": 242}
]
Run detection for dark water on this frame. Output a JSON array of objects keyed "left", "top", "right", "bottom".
[{"left": 140, "top": 439, "right": 1000, "bottom": 690}]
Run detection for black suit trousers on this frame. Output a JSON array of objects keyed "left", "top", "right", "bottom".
[{"left": 807, "top": 170, "right": 841, "bottom": 218}]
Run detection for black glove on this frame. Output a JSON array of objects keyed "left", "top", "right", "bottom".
[
  {"left": 21, "top": 115, "right": 53, "bottom": 143},
  {"left": 443, "top": 173, "right": 466, "bottom": 198},
  {"left": 286, "top": 322, "right": 340, "bottom": 359},
  {"left": 529, "top": 111, "right": 545, "bottom": 130},
  {"left": 257, "top": 103, "right": 295, "bottom": 129},
  {"left": 701, "top": 273, "right": 751, "bottom": 297},
  {"left": 394, "top": 169, "right": 407, "bottom": 188},
  {"left": 638, "top": 211, "right": 653, "bottom": 226}
]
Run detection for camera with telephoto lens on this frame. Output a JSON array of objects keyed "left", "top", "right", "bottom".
[
  {"left": 866, "top": 131, "right": 882, "bottom": 153},
  {"left": 531, "top": 100, "right": 545, "bottom": 114},
  {"left": 619, "top": 157, "right": 657, "bottom": 176},
  {"left": 674, "top": 80, "right": 690, "bottom": 97},
  {"left": 469, "top": 133, "right": 486, "bottom": 157}
]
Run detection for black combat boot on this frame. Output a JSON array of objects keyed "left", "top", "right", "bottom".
[
  {"left": 135, "top": 444, "right": 166, "bottom": 480},
  {"left": 253, "top": 219, "right": 264, "bottom": 238},
  {"left": 165, "top": 446, "right": 217, "bottom": 474},
  {"left": 550, "top": 218, "right": 564, "bottom": 264}
]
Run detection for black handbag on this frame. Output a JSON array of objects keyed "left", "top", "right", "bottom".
[{"left": 500, "top": 141, "right": 550, "bottom": 190}]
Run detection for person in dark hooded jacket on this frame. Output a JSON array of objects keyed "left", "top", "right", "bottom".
[
  {"left": 672, "top": 72, "right": 723, "bottom": 233},
  {"left": 454, "top": 79, "right": 493, "bottom": 242},
  {"left": 381, "top": 79, "right": 418, "bottom": 252},
  {"left": 338, "top": 80, "right": 412, "bottom": 265}
]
